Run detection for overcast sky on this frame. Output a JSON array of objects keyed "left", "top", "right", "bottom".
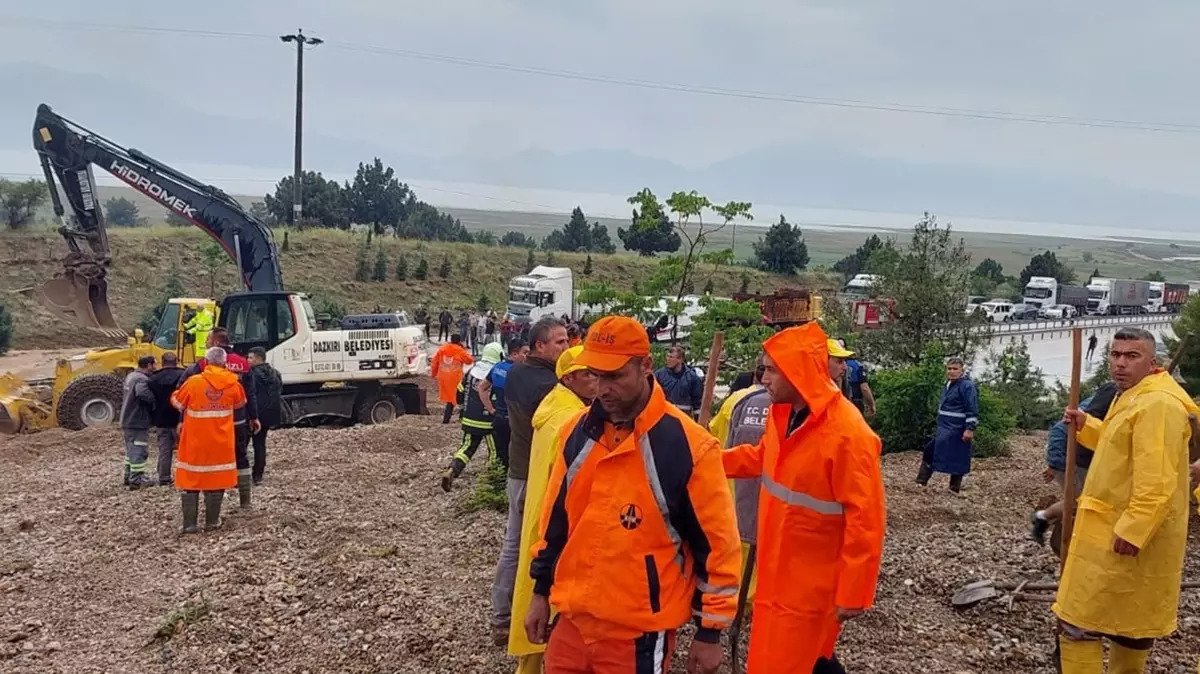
[{"left": 2, "top": 2, "right": 1200, "bottom": 235}]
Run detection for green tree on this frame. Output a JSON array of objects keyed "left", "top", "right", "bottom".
[
  {"left": 687, "top": 298, "right": 774, "bottom": 385},
  {"left": 395, "top": 254, "right": 408, "bottom": 281},
  {"left": 437, "top": 256, "right": 452, "bottom": 279},
  {"left": 591, "top": 222, "right": 616, "bottom": 254},
  {"left": 738, "top": 271, "right": 751, "bottom": 295},
  {"left": 983, "top": 342, "right": 1059, "bottom": 430},
  {"left": 281, "top": 231, "right": 290, "bottom": 252},
  {"left": 973, "top": 258, "right": 1005, "bottom": 285},
  {"left": 249, "top": 200, "right": 277, "bottom": 226},
  {"left": 311, "top": 296, "right": 348, "bottom": 325},
  {"left": 619, "top": 188, "right": 682, "bottom": 256},
  {"left": 1142, "top": 270, "right": 1167, "bottom": 282},
  {"left": 583, "top": 255, "right": 594, "bottom": 275},
  {"left": 474, "top": 229, "right": 498, "bottom": 246},
  {"left": 354, "top": 244, "right": 371, "bottom": 282},
  {"left": 104, "top": 197, "right": 141, "bottom": 227},
  {"left": 1170, "top": 295, "right": 1200, "bottom": 395},
  {"left": 1088, "top": 267, "right": 1102, "bottom": 283},
  {"left": 752, "top": 214, "right": 809, "bottom": 274},
  {"left": 576, "top": 282, "right": 619, "bottom": 315},
  {"left": 546, "top": 250, "right": 557, "bottom": 266},
  {"left": 477, "top": 292, "right": 491, "bottom": 311},
  {"left": 200, "top": 240, "right": 227, "bottom": 297},
  {"left": 264, "top": 171, "right": 349, "bottom": 228},
  {"left": 832, "top": 234, "right": 886, "bottom": 279},
  {"left": 166, "top": 211, "right": 191, "bottom": 227},
  {"left": 860, "top": 213, "right": 983, "bottom": 367},
  {"left": 415, "top": 258, "right": 429, "bottom": 280},
  {"left": 373, "top": 247, "right": 389, "bottom": 282},
  {"left": 714, "top": 200, "right": 754, "bottom": 252},
  {"left": 1019, "top": 250, "right": 1076, "bottom": 286},
  {"left": 0, "top": 179, "right": 48, "bottom": 230},
  {"left": 546, "top": 206, "right": 593, "bottom": 252},
  {"left": 345, "top": 158, "right": 414, "bottom": 234},
  {"left": 526, "top": 248, "right": 537, "bottom": 272},
  {"left": 702, "top": 278, "right": 715, "bottom": 295},
  {"left": 1082, "top": 250, "right": 1095, "bottom": 263},
  {"left": 501, "top": 231, "right": 535, "bottom": 248},
  {"left": 0, "top": 303, "right": 13, "bottom": 355}
]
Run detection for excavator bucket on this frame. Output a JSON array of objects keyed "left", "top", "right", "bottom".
[{"left": 22, "top": 271, "right": 125, "bottom": 339}]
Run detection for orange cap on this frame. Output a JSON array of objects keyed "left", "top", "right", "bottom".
[{"left": 574, "top": 315, "right": 651, "bottom": 372}]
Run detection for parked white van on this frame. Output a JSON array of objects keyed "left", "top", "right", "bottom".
[{"left": 977, "top": 300, "right": 1014, "bottom": 323}]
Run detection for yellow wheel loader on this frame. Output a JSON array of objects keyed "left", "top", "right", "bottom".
[{"left": 0, "top": 298, "right": 216, "bottom": 434}]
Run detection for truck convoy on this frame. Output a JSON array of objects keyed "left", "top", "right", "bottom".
[
  {"left": 2, "top": 104, "right": 430, "bottom": 434},
  {"left": 1022, "top": 276, "right": 1089, "bottom": 314},
  {"left": 1147, "top": 281, "right": 1190, "bottom": 314},
  {"left": 1086, "top": 278, "right": 1151, "bottom": 316}
]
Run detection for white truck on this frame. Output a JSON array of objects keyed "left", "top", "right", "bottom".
[
  {"left": 1086, "top": 278, "right": 1151, "bottom": 315},
  {"left": 842, "top": 274, "right": 881, "bottom": 299},
  {"left": 506, "top": 266, "right": 578, "bottom": 322}
]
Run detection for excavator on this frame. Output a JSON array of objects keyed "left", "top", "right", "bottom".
[{"left": 0, "top": 104, "right": 429, "bottom": 433}]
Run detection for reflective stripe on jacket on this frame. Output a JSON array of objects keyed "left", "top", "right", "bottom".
[
  {"left": 170, "top": 366, "right": 246, "bottom": 491},
  {"left": 722, "top": 323, "right": 886, "bottom": 673},
  {"left": 431, "top": 343, "right": 472, "bottom": 405},
  {"left": 531, "top": 381, "right": 741, "bottom": 644}
]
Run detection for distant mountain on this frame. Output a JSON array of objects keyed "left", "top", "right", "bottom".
[{"left": 2, "top": 62, "right": 1197, "bottom": 231}]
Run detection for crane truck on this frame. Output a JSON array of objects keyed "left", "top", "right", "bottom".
[{"left": 2, "top": 104, "right": 429, "bottom": 434}]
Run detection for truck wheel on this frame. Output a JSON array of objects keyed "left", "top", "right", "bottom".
[
  {"left": 355, "top": 391, "right": 405, "bottom": 425},
  {"left": 57, "top": 373, "right": 125, "bottom": 431}
]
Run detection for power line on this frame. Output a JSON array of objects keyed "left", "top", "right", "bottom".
[{"left": 7, "top": 18, "right": 1200, "bottom": 135}]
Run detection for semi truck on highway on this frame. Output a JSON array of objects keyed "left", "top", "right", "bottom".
[
  {"left": 1147, "top": 281, "right": 1190, "bottom": 313},
  {"left": 1022, "top": 277, "right": 1088, "bottom": 313},
  {"left": 1086, "top": 278, "right": 1150, "bottom": 315}
]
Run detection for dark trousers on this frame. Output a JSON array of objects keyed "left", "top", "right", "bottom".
[
  {"left": 251, "top": 427, "right": 268, "bottom": 482},
  {"left": 450, "top": 431, "right": 496, "bottom": 476},
  {"left": 493, "top": 415, "right": 511, "bottom": 469},
  {"left": 235, "top": 425, "right": 251, "bottom": 474},
  {"left": 442, "top": 403, "right": 455, "bottom": 424},
  {"left": 438, "top": 325, "right": 450, "bottom": 341},
  {"left": 918, "top": 441, "right": 964, "bottom": 492}
]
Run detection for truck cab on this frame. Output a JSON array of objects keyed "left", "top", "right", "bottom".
[
  {"left": 842, "top": 274, "right": 880, "bottom": 299},
  {"left": 1087, "top": 279, "right": 1112, "bottom": 315},
  {"left": 507, "top": 266, "right": 574, "bottom": 323},
  {"left": 1022, "top": 276, "right": 1057, "bottom": 308}
]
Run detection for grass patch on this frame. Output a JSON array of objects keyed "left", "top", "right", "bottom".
[
  {"left": 150, "top": 595, "right": 211, "bottom": 644},
  {"left": 459, "top": 460, "right": 509, "bottom": 514}
]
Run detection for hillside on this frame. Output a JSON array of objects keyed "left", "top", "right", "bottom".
[{"left": 0, "top": 228, "right": 832, "bottom": 350}]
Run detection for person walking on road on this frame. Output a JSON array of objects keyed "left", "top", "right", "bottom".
[
  {"left": 1055, "top": 328, "right": 1198, "bottom": 674},
  {"left": 171, "top": 347, "right": 247, "bottom": 533},
  {"left": 722, "top": 322, "right": 886, "bottom": 673},
  {"left": 247, "top": 347, "right": 283, "bottom": 485},
  {"left": 477, "top": 338, "right": 528, "bottom": 470},
  {"left": 1086, "top": 333, "right": 1098, "bottom": 361},
  {"left": 523, "top": 315, "right": 741, "bottom": 674},
  {"left": 120, "top": 355, "right": 158, "bottom": 489},
  {"left": 655, "top": 345, "right": 703, "bottom": 419},
  {"left": 916, "top": 356, "right": 978, "bottom": 493},
  {"left": 490, "top": 317, "right": 569, "bottom": 647},
  {"left": 507, "top": 345, "right": 597, "bottom": 673},
  {"left": 440, "top": 342, "right": 503, "bottom": 492},
  {"left": 431, "top": 334, "right": 473, "bottom": 424},
  {"left": 147, "top": 352, "right": 186, "bottom": 487}
]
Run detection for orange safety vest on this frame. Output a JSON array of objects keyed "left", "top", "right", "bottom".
[
  {"left": 170, "top": 365, "right": 246, "bottom": 491},
  {"left": 431, "top": 343, "right": 472, "bottom": 405},
  {"left": 723, "top": 323, "right": 886, "bottom": 673},
  {"left": 531, "top": 383, "right": 742, "bottom": 644}
]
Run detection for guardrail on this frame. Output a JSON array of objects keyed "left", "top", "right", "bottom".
[{"left": 985, "top": 313, "right": 1174, "bottom": 337}]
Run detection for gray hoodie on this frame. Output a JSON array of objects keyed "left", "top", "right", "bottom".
[{"left": 120, "top": 370, "right": 155, "bottom": 430}]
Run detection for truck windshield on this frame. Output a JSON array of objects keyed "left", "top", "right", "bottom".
[
  {"left": 1149, "top": 289, "right": 1162, "bottom": 299},
  {"left": 1024, "top": 287, "right": 1052, "bottom": 299},
  {"left": 1087, "top": 289, "right": 1105, "bottom": 299},
  {"left": 152, "top": 303, "right": 181, "bottom": 349},
  {"left": 509, "top": 289, "right": 537, "bottom": 305}
]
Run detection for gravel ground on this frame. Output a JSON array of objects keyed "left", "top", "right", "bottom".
[{"left": 3, "top": 422, "right": 1200, "bottom": 673}]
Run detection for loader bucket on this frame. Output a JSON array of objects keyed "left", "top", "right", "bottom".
[
  {"left": 0, "top": 374, "right": 52, "bottom": 435},
  {"left": 0, "top": 397, "right": 17, "bottom": 434},
  {"left": 22, "top": 272, "right": 125, "bottom": 338}
]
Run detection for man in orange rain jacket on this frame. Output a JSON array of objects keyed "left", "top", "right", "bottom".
[
  {"left": 723, "top": 322, "right": 886, "bottom": 674},
  {"left": 170, "top": 347, "right": 247, "bottom": 534},
  {"left": 431, "top": 333, "right": 473, "bottom": 424},
  {"left": 525, "top": 316, "right": 741, "bottom": 674}
]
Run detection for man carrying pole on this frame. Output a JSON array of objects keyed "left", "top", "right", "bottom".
[{"left": 1055, "top": 327, "right": 1198, "bottom": 674}]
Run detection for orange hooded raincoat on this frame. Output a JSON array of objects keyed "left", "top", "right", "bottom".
[
  {"left": 430, "top": 342, "right": 473, "bottom": 406},
  {"left": 723, "top": 323, "right": 886, "bottom": 673},
  {"left": 170, "top": 365, "right": 247, "bottom": 491}
]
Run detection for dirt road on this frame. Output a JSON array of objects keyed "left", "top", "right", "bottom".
[{"left": 2, "top": 420, "right": 1199, "bottom": 673}]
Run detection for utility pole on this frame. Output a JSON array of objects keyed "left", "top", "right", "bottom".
[{"left": 280, "top": 29, "right": 322, "bottom": 226}]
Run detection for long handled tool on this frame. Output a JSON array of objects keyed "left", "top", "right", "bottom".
[
  {"left": 1060, "top": 328, "right": 1083, "bottom": 563},
  {"left": 729, "top": 544, "right": 756, "bottom": 674},
  {"left": 697, "top": 331, "right": 725, "bottom": 427}
]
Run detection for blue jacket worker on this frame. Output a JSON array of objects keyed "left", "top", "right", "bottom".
[
  {"left": 654, "top": 345, "right": 703, "bottom": 419},
  {"left": 917, "top": 357, "right": 978, "bottom": 493}
]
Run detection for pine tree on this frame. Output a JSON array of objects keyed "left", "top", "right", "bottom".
[
  {"left": 354, "top": 244, "right": 371, "bottom": 282},
  {"left": 583, "top": 255, "right": 594, "bottom": 275},
  {"left": 526, "top": 248, "right": 537, "bottom": 272},
  {"left": 373, "top": 248, "right": 389, "bottom": 282},
  {"left": 546, "top": 250, "right": 557, "bottom": 266},
  {"left": 282, "top": 230, "right": 290, "bottom": 252},
  {"left": 395, "top": 254, "right": 408, "bottom": 281},
  {"left": 437, "top": 255, "right": 452, "bottom": 278},
  {"left": 415, "top": 258, "right": 429, "bottom": 280},
  {"left": 0, "top": 302, "right": 13, "bottom": 355}
]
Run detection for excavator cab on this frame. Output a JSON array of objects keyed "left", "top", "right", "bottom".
[{"left": 152, "top": 298, "right": 218, "bottom": 365}]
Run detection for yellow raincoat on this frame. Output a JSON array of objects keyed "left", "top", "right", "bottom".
[
  {"left": 507, "top": 383, "right": 588, "bottom": 672},
  {"left": 1053, "top": 370, "right": 1199, "bottom": 639}
]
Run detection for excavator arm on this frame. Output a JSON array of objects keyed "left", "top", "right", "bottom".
[{"left": 31, "top": 103, "right": 284, "bottom": 335}]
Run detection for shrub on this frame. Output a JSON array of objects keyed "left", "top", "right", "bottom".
[
  {"left": 311, "top": 296, "right": 347, "bottom": 325},
  {"left": 460, "top": 460, "right": 508, "bottom": 514},
  {"left": 983, "top": 342, "right": 1058, "bottom": 431},
  {"left": 0, "top": 303, "right": 12, "bottom": 355},
  {"left": 437, "top": 256, "right": 452, "bottom": 279},
  {"left": 415, "top": 258, "right": 429, "bottom": 280},
  {"left": 372, "top": 248, "right": 389, "bottom": 282},
  {"left": 974, "top": 384, "right": 1017, "bottom": 458}
]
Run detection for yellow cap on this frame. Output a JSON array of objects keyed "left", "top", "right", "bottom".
[
  {"left": 556, "top": 345, "right": 588, "bottom": 378},
  {"left": 827, "top": 338, "right": 854, "bottom": 359}
]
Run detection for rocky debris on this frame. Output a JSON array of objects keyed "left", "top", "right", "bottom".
[{"left": 2, "top": 422, "right": 1200, "bottom": 672}]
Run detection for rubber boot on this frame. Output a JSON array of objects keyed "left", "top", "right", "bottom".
[
  {"left": 123, "top": 463, "right": 131, "bottom": 487},
  {"left": 440, "top": 458, "right": 466, "bottom": 493},
  {"left": 204, "top": 491, "right": 224, "bottom": 531},
  {"left": 814, "top": 655, "right": 848, "bottom": 674},
  {"left": 916, "top": 462, "right": 934, "bottom": 486},
  {"left": 442, "top": 403, "right": 454, "bottom": 425},
  {"left": 181, "top": 491, "right": 200, "bottom": 534},
  {"left": 238, "top": 473, "right": 253, "bottom": 510},
  {"left": 949, "top": 474, "right": 964, "bottom": 493},
  {"left": 1108, "top": 643, "right": 1150, "bottom": 674},
  {"left": 1057, "top": 636, "right": 1103, "bottom": 674}
]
